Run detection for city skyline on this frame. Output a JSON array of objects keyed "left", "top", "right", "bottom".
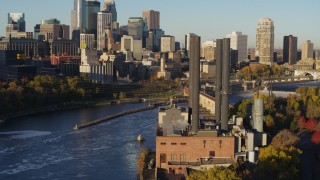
[{"left": 0, "top": 0, "right": 319, "bottom": 49}]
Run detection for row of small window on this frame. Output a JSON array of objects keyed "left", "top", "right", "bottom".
[{"left": 160, "top": 142, "right": 186, "bottom": 145}]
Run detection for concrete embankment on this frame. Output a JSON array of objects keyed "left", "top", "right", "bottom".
[{"left": 74, "top": 105, "right": 156, "bottom": 130}]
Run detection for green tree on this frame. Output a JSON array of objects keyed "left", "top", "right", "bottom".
[{"left": 187, "top": 165, "right": 241, "bottom": 180}]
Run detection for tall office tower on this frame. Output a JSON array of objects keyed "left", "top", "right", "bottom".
[
  {"left": 102, "top": 0, "right": 117, "bottom": 23},
  {"left": 215, "top": 38, "right": 230, "bottom": 132},
  {"left": 128, "top": 17, "right": 145, "bottom": 39},
  {"left": 226, "top": 31, "right": 248, "bottom": 62},
  {"left": 302, "top": 40, "right": 314, "bottom": 60},
  {"left": 80, "top": 34, "right": 95, "bottom": 49},
  {"left": 161, "top": 35, "right": 175, "bottom": 52},
  {"left": 185, "top": 33, "right": 197, "bottom": 57},
  {"left": 256, "top": 17, "right": 274, "bottom": 65},
  {"left": 86, "top": 0, "right": 100, "bottom": 36},
  {"left": 142, "top": 10, "right": 160, "bottom": 30},
  {"left": 71, "top": 0, "right": 87, "bottom": 33},
  {"left": 146, "top": 29, "right": 164, "bottom": 52},
  {"left": 8, "top": 13, "right": 26, "bottom": 32},
  {"left": 201, "top": 41, "right": 216, "bottom": 60},
  {"left": 188, "top": 34, "right": 201, "bottom": 134},
  {"left": 283, "top": 35, "right": 298, "bottom": 65},
  {"left": 97, "top": 12, "right": 112, "bottom": 51}
]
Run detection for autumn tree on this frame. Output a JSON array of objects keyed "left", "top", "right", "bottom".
[
  {"left": 271, "top": 129, "right": 300, "bottom": 149},
  {"left": 254, "top": 145, "right": 302, "bottom": 180},
  {"left": 311, "top": 131, "right": 320, "bottom": 144},
  {"left": 187, "top": 165, "right": 241, "bottom": 180}
]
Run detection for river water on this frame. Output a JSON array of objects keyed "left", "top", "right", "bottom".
[{"left": 0, "top": 81, "right": 319, "bottom": 180}]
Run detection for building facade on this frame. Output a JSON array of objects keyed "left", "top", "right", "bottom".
[
  {"left": 161, "top": 35, "right": 175, "bottom": 52},
  {"left": 302, "top": 40, "right": 314, "bottom": 60},
  {"left": 8, "top": 13, "right": 25, "bottom": 32},
  {"left": 97, "top": 12, "right": 112, "bottom": 51},
  {"left": 201, "top": 41, "right": 216, "bottom": 60},
  {"left": 142, "top": 10, "right": 160, "bottom": 30},
  {"left": 40, "top": 24, "right": 70, "bottom": 41},
  {"left": 71, "top": 0, "right": 87, "bottom": 33},
  {"left": 102, "top": 0, "right": 117, "bottom": 25},
  {"left": 86, "top": 0, "right": 100, "bottom": 36},
  {"left": 283, "top": 35, "right": 298, "bottom": 65},
  {"left": 128, "top": 17, "right": 145, "bottom": 39},
  {"left": 80, "top": 34, "right": 95, "bottom": 49},
  {"left": 256, "top": 17, "right": 274, "bottom": 65},
  {"left": 226, "top": 32, "right": 248, "bottom": 62}
]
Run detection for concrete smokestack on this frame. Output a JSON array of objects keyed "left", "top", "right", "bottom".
[
  {"left": 215, "top": 39, "right": 223, "bottom": 124},
  {"left": 254, "top": 98, "right": 264, "bottom": 132},
  {"left": 189, "top": 34, "right": 200, "bottom": 134},
  {"left": 215, "top": 38, "right": 230, "bottom": 132},
  {"left": 221, "top": 38, "right": 230, "bottom": 131}
]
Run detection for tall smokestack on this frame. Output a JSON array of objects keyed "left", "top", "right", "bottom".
[
  {"left": 188, "top": 34, "right": 200, "bottom": 134},
  {"left": 221, "top": 38, "right": 230, "bottom": 131},
  {"left": 215, "top": 39, "right": 223, "bottom": 124},
  {"left": 160, "top": 53, "right": 167, "bottom": 72},
  {"left": 215, "top": 38, "right": 230, "bottom": 132}
]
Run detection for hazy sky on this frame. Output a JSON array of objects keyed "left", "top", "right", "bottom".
[{"left": 0, "top": 0, "right": 319, "bottom": 49}]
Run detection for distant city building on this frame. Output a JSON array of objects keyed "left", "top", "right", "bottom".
[
  {"left": 86, "top": 0, "right": 100, "bottom": 36},
  {"left": 161, "top": 35, "right": 175, "bottom": 52},
  {"left": 34, "top": 24, "right": 41, "bottom": 40},
  {"left": 49, "top": 39, "right": 78, "bottom": 56},
  {"left": 102, "top": 0, "right": 117, "bottom": 24},
  {"left": 5, "top": 24, "right": 19, "bottom": 38},
  {"left": 146, "top": 29, "right": 164, "bottom": 52},
  {"left": 8, "top": 13, "right": 26, "bottom": 32},
  {"left": 71, "top": 0, "right": 87, "bottom": 33},
  {"left": 121, "top": 35, "right": 133, "bottom": 51},
  {"left": 80, "top": 34, "right": 95, "bottom": 49},
  {"left": 40, "top": 24, "right": 70, "bottom": 41},
  {"left": 128, "top": 17, "right": 145, "bottom": 39},
  {"left": 283, "top": 35, "right": 297, "bottom": 65},
  {"left": 302, "top": 40, "right": 314, "bottom": 60},
  {"left": 97, "top": 12, "right": 112, "bottom": 51},
  {"left": 133, "top": 39, "right": 142, "bottom": 60},
  {"left": 41, "top": 18, "right": 60, "bottom": 25},
  {"left": 226, "top": 31, "right": 248, "bottom": 62},
  {"left": 142, "top": 10, "right": 160, "bottom": 30},
  {"left": 256, "top": 17, "right": 274, "bottom": 65},
  {"left": 201, "top": 41, "right": 216, "bottom": 60}
]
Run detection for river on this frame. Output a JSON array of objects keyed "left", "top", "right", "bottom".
[{"left": 0, "top": 81, "right": 319, "bottom": 180}]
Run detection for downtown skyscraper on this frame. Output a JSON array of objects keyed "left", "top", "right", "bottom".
[
  {"left": 226, "top": 31, "right": 248, "bottom": 62},
  {"left": 283, "top": 35, "right": 298, "bottom": 65},
  {"left": 256, "top": 17, "right": 274, "bottom": 65},
  {"left": 102, "top": 0, "right": 117, "bottom": 28},
  {"left": 71, "top": 0, "right": 87, "bottom": 33},
  {"left": 142, "top": 10, "right": 160, "bottom": 30}
]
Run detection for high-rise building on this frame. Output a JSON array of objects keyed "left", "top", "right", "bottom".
[
  {"left": 256, "top": 17, "right": 274, "bottom": 65},
  {"left": 188, "top": 34, "right": 201, "bottom": 134},
  {"left": 128, "top": 17, "right": 145, "bottom": 39},
  {"left": 142, "top": 10, "right": 160, "bottom": 30},
  {"left": 97, "top": 12, "right": 112, "bottom": 51},
  {"left": 102, "top": 0, "right": 117, "bottom": 24},
  {"left": 302, "top": 40, "right": 314, "bottom": 60},
  {"left": 283, "top": 35, "right": 297, "bottom": 65},
  {"left": 226, "top": 32, "right": 248, "bottom": 62},
  {"left": 86, "top": 0, "right": 100, "bottom": 36},
  {"left": 71, "top": 0, "right": 87, "bottom": 33},
  {"left": 8, "top": 13, "right": 26, "bottom": 32},
  {"left": 201, "top": 41, "right": 216, "bottom": 60},
  {"left": 161, "top": 35, "right": 175, "bottom": 52},
  {"left": 41, "top": 18, "right": 60, "bottom": 25}
]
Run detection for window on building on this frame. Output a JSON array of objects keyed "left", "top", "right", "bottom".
[
  {"left": 209, "top": 151, "right": 215, "bottom": 157},
  {"left": 181, "top": 153, "right": 186, "bottom": 162},
  {"left": 160, "top": 142, "right": 166, "bottom": 145},
  {"left": 160, "top": 154, "right": 166, "bottom": 163},
  {"left": 171, "top": 143, "right": 177, "bottom": 145},
  {"left": 171, "top": 154, "right": 177, "bottom": 161},
  {"left": 180, "top": 143, "right": 186, "bottom": 145}
]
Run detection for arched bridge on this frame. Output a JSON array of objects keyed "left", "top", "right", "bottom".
[{"left": 294, "top": 70, "right": 320, "bottom": 80}]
